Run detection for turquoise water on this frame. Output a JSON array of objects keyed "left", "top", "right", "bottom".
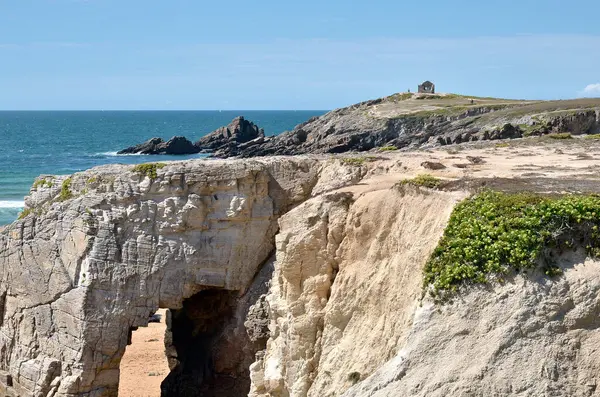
[{"left": 0, "top": 110, "right": 325, "bottom": 225}]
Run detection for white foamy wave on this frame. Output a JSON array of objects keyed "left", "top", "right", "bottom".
[
  {"left": 0, "top": 200, "right": 24, "bottom": 209},
  {"left": 94, "top": 151, "right": 149, "bottom": 157}
]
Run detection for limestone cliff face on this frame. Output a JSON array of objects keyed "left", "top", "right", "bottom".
[
  {"left": 342, "top": 252, "right": 600, "bottom": 397},
  {"left": 0, "top": 158, "right": 335, "bottom": 397},
  {"left": 3, "top": 151, "right": 600, "bottom": 397},
  {"left": 248, "top": 187, "right": 465, "bottom": 397}
]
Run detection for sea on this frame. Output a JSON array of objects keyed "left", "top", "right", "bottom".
[{"left": 0, "top": 110, "right": 325, "bottom": 226}]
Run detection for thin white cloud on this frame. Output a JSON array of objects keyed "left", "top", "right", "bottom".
[{"left": 582, "top": 83, "right": 600, "bottom": 96}]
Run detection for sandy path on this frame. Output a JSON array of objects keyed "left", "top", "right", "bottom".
[{"left": 118, "top": 309, "right": 170, "bottom": 397}]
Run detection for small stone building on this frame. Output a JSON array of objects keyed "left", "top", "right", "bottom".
[{"left": 418, "top": 81, "right": 435, "bottom": 94}]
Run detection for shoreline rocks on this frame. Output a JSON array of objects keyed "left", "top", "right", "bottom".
[
  {"left": 117, "top": 116, "right": 265, "bottom": 156},
  {"left": 117, "top": 136, "right": 200, "bottom": 155}
]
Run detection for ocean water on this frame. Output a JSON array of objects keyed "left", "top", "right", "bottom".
[{"left": 0, "top": 110, "right": 325, "bottom": 225}]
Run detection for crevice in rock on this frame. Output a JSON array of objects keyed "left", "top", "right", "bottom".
[{"left": 0, "top": 291, "right": 6, "bottom": 328}]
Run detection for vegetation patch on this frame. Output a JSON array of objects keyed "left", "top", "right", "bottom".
[
  {"left": 399, "top": 174, "right": 442, "bottom": 189},
  {"left": 517, "top": 123, "right": 549, "bottom": 137},
  {"left": 18, "top": 207, "right": 44, "bottom": 219},
  {"left": 132, "top": 163, "right": 167, "bottom": 179},
  {"left": 389, "top": 93, "right": 413, "bottom": 101},
  {"left": 58, "top": 177, "right": 73, "bottom": 201},
  {"left": 424, "top": 191, "right": 600, "bottom": 297},
  {"left": 17, "top": 208, "right": 33, "bottom": 220},
  {"left": 415, "top": 94, "right": 445, "bottom": 100},
  {"left": 33, "top": 177, "right": 54, "bottom": 189},
  {"left": 584, "top": 134, "right": 600, "bottom": 140},
  {"left": 547, "top": 133, "right": 573, "bottom": 140},
  {"left": 379, "top": 145, "right": 398, "bottom": 151}
]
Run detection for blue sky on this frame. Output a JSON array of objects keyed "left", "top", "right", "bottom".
[{"left": 0, "top": 0, "right": 599, "bottom": 110}]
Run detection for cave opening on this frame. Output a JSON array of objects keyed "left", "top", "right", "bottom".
[
  {"left": 119, "top": 309, "right": 170, "bottom": 397},
  {"left": 160, "top": 288, "right": 266, "bottom": 397}
]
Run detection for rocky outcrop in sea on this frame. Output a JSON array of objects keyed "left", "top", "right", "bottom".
[{"left": 117, "top": 116, "right": 264, "bottom": 156}]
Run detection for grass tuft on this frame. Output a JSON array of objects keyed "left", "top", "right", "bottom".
[
  {"left": 58, "top": 177, "right": 73, "bottom": 201},
  {"left": 379, "top": 145, "right": 398, "bottom": 152},
  {"left": 33, "top": 177, "right": 54, "bottom": 189},
  {"left": 399, "top": 174, "right": 442, "bottom": 189},
  {"left": 132, "top": 163, "right": 166, "bottom": 180}
]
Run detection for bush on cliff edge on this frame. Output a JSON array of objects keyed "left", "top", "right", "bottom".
[{"left": 424, "top": 191, "right": 600, "bottom": 297}]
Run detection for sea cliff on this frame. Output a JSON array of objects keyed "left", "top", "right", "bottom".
[{"left": 3, "top": 130, "right": 600, "bottom": 396}]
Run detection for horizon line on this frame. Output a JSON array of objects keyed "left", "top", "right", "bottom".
[{"left": 0, "top": 109, "right": 330, "bottom": 112}]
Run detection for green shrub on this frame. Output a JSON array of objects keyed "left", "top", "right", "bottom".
[
  {"left": 547, "top": 133, "right": 572, "bottom": 140},
  {"left": 379, "top": 145, "right": 398, "bottom": 152},
  {"left": 18, "top": 207, "right": 44, "bottom": 219},
  {"left": 58, "top": 177, "right": 73, "bottom": 201},
  {"left": 424, "top": 191, "right": 600, "bottom": 297},
  {"left": 399, "top": 174, "right": 442, "bottom": 189},
  {"left": 584, "top": 134, "right": 600, "bottom": 140},
  {"left": 132, "top": 163, "right": 166, "bottom": 179},
  {"left": 17, "top": 208, "right": 33, "bottom": 219},
  {"left": 33, "top": 177, "right": 54, "bottom": 189}
]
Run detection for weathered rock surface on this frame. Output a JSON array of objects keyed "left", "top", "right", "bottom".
[
  {"left": 5, "top": 141, "right": 600, "bottom": 396},
  {"left": 248, "top": 187, "right": 465, "bottom": 397},
  {"left": 342, "top": 251, "right": 600, "bottom": 397},
  {"left": 0, "top": 156, "right": 375, "bottom": 397},
  {"left": 195, "top": 116, "right": 265, "bottom": 157},
  {"left": 118, "top": 136, "right": 200, "bottom": 155}
]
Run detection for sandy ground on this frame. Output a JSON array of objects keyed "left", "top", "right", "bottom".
[
  {"left": 337, "top": 137, "right": 600, "bottom": 196},
  {"left": 118, "top": 309, "right": 170, "bottom": 397}
]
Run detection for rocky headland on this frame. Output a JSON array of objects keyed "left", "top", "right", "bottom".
[
  {"left": 119, "top": 93, "right": 600, "bottom": 158},
  {"left": 4, "top": 130, "right": 600, "bottom": 396}
]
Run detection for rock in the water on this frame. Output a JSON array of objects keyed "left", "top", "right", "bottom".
[
  {"left": 195, "top": 116, "right": 265, "bottom": 157},
  {"left": 117, "top": 135, "right": 200, "bottom": 155},
  {"left": 117, "top": 117, "right": 265, "bottom": 157}
]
